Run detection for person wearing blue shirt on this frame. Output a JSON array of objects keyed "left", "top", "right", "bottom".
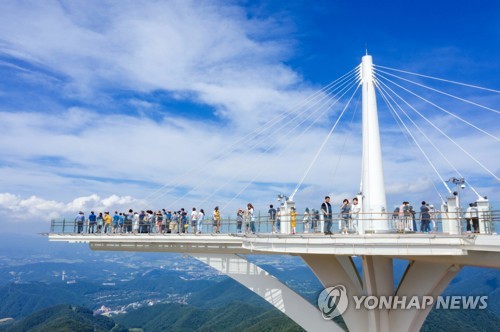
[
  {"left": 88, "top": 211, "right": 97, "bottom": 234},
  {"left": 112, "top": 211, "right": 120, "bottom": 233},
  {"left": 118, "top": 213, "right": 125, "bottom": 233}
]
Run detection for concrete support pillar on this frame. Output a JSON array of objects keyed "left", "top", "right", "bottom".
[
  {"left": 389, "top": 261, "right": 461, "bottom": 332},
  {"left": 190, "top": 253, "right": 343, "bottom": 332},
  {"left": 362, "top": 256, "right": 394, "bottom": 332},
  {"left": 301, "top": 254, "right": 368, "bottom": 331},
  {"left": 190, "top": 253, "right": 464, "bottom": 332}
]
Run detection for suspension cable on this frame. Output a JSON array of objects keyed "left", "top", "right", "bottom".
[
  {"left": 376, "top": 79, "right": 483, "bottom": 198},
  {"left": 170, "top": 70, "right": 362, "bottom": 208},
  {"left": 376, "top": 71, "right": 499, "bottom": 142},
  {"left": 374, "top": 64, "right": 500, "bottom": 93},
  {"left": 330, "top": 92, "right": 361, "bottom": 188},
  {"left": 375, "top": 68, "right": 500, "bottom": 115},
  {"left": 376, "top": 83, "right": 452, "bottom": 194},
  {"left": 289, "top": 83, "right": 361, "bottom": 200},
  {"left": 144, "top": 66, "right": 360, "bottom": 206},
  {"left": 222, "top": 79, "right": 362, "bottom": 210},
  {"left": 376, "top": 76, "right": 500, "bottom": 182}
]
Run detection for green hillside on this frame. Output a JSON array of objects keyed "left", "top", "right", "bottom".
[
  {"left": 422, "top": 308, "right": 500, "bottom": 332},
  {"left": 114, "top": 301, "right": 304, "bottom": 332},
  {"left": 2, "top": 299, "right": 500, "bottom": 332},
  {"left": 0, "top": 304, "right": 127, "bottom": 332},
  {"left": 0, "top": 282, "right": 87, "bottom": 319}
]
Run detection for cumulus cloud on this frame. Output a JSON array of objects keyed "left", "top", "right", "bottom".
[{"left": 0, "top": 193, "right": 144, "bottom": 223}]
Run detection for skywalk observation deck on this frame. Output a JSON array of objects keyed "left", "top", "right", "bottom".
[{"left": 48, "top": 211, "right": 500, "bottom": 268}]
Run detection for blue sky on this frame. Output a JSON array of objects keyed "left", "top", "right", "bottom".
[{"left": 0, "top": 0, "right": 498, "bottom": 230}]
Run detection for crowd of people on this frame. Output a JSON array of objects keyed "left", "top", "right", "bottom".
[
  {"left": 390, "top": 201, "right": 439, "bottom": 233},
  {"left": 74, "top": 207, "right": 220, "bottom": 235},
  {"left": 71, "top": 196, "right": 478, "bottom": 235},
  {"left": 73, "top": 204, "right": 257, "bottom": 235}
]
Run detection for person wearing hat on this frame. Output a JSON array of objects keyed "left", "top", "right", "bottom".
[
  {"left": 74, "top": 211, "right": 85, "bottom": 234},
  {"left": 156, "top": 211, "right": 163, "bottom": 234}
]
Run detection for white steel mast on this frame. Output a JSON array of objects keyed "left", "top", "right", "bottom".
[{"left": 360, "top": 55, "right": 390, "bottom": 231}]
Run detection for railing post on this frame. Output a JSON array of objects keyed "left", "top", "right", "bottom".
[
  {"left": 62, "top": 218, "right": 66, "bottom": 233},
  {"left": 258, "top": 211, "right": 261, "bottom": 233}
]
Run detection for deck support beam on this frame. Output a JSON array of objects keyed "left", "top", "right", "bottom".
[
  {"left": 301, "top": 254, "right": 461, "bottom": 332},
  {"left": 389, "top": 260, "right": 461, "bottom": 332},
  {"left": 189, "top": 253, "right": 344, "bottom": 332}
]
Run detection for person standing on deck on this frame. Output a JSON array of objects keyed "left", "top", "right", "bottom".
[
  {"left": 303, "top": 208, "right": 311, "bottom": 233},
  {"left": 268, "top": 204, "right": 277, "bottom": 234},
  {"left": 75, "top": 211, "right": 84, "bottom": 234},
  {"left": 190, "top": 208, "right": 198, "bottom": 234},
  {"left": 132, "top": 212, "right": 139, "bottom": 234},
  {"left": 156, "top": 211, "right": 164, "bottom": 233},
  {"left": 88, "top": 211, "right": 96, "bottom": 234},
  {"left": 340, "top": 199, "right": 351, "bottom": 234},
  {"left": 103, "top": 212, "right": 112, "bottom": 234},
  {"left": 236, "top": 209, "right": 244, "bottom": 233},
  {"left": 197, "top": 209, "right": 205, "bottom": 234},
  {"left": 420, "top": 201, "right": 431, "bottom": 233},
  {"left": 96, "top": 212, "right": 104, "bottom": 233},
  {"left": 350, "top": 198, "right": 361, "bottom": 234},
  {"left": 290, "top": 207, "right": 297, "bottom": 234},
  {"left": 247, "top": 203, "right": 255, "bottom": 234},
  {"left": 213, "top": 206, "right": 221, "bottom": 233},
  {"left": 321, "top": 196, "right": 333, "bottom": 235}
]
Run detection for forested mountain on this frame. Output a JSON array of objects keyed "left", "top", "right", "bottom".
[
  {"left": 3, "top": 299, "right": 500, "bottom": 332},
  {"left": 422, "top": 308, "right": 500, "bottom": 332},
  {"left": 115, "top": 301, "right": 303, "bottom": 332},
  {"left": 0, "top": 305, "right": 126, "bottom": 332},
  {"left": 0, "top": 282, "right": 87, "bottom": 319}
]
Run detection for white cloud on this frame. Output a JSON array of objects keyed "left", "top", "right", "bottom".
[
  {"left": 0, "top": 193, "right": 144, "bottom": 224},
  {"left": 0, "top": 0, "right": 306, "bottom": 128},
  {"left": 0, "top": 103, "right": 497, "bottom": 225}
]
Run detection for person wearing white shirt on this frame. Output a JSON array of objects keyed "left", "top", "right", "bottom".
[{"left": 190, "top": 208, "right": 198, "bottom": 234}]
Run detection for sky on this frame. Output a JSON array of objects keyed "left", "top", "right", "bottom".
[{"left": 0, "top": 0, "right": 499, "bottom": 232}]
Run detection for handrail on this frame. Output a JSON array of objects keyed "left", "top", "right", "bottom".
[{"left": 49, "top": 210, "right": 499, "bottom": 236}]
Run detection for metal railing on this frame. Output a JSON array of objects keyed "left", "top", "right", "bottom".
[{"left": 49, "top": 210, "right": 499, "bottom": 236}]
